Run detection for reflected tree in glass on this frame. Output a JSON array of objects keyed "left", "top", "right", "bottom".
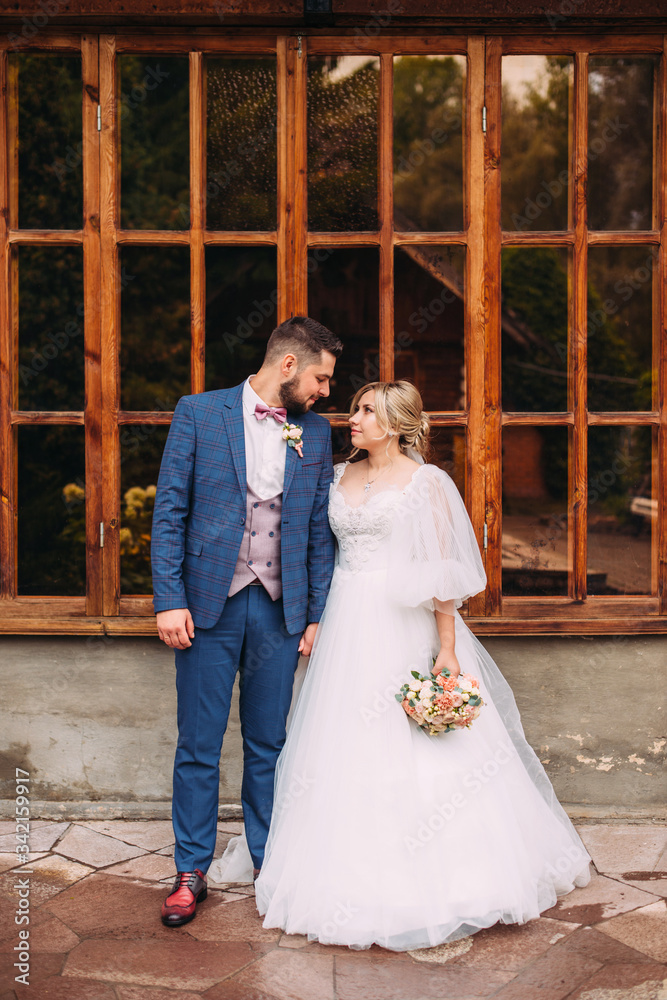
[
  {"left": 587, "top": 246, "right": 653, "bottom": 411},
  {"left": 588, "top": 58, "right": 655, "bottom": 231},
  {"left": 501, "top": 56, "right": 571, "bottom": 233},
  {"left": 308, "top": 247, "right": 379, "bottom": 412},
  {"left": 13, "top": 54, "right": 82, "bottom": 230},
  {"left": 18, "top": 426, "right": 86, "bottom": 596},
  {"left": 393, "top": 55, "right": 465, "bottom": 232},
  {"left": 501, "top": 248, "right": 568, "bottom": 412},
  {"left": 205, "top": 247, "right": 277, "bottom": 390},
  {"left": 394, "top": 245, "right": 465, "bottom": 411},
  {"left": 120, "top": 426, "right": 169, "bottom": 594},
  {"left": 120, "top": 246, "right": 191, "bottom": 411},
  {"left": 120, "top": 56, "right": 189, "bottom": 230},
  {"left": 308, "top": 57, "right": 379, "bottom": 231},
  {"left": 206, "top": 58, "right": 277, "bottom": 231},
  {"left": 18, "top": 246, "right": 84, "bottom": 411}
]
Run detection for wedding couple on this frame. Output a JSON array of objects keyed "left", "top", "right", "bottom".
[{"left": 151, "top": 315, "right": 590, "bottom": 951}]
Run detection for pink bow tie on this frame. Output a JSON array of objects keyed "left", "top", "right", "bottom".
[{"left": 254, "top": 403, "right": 287, "bottom": 424}]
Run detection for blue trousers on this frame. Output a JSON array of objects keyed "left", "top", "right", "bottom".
[{"left": 172, "top": 584, "right": 302, "bottom": 872}]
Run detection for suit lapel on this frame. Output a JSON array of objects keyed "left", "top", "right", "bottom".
[
  {"left": 222, "top": 383, "right": 247, "bottom": 498},
  {"left": 282, "top": 411, "right": 302, "bottom": 498}
]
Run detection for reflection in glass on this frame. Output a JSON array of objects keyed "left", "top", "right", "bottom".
[
  {"left": 18, "top": 246, "right": 84, "bottom": 411},
  {"left": 307, "top": 247, "right": 379, "bottom": 412},
  {"left": 588, "top": 58, "right": 655, "bottom": 231},
  {"left": 588, "top": 427, "right": 652, "bottom": 595},
  {"left": 501, "top": 56, "right": 572, "bottom": 232},
  {"left": 120, "top": 247, "right": 190, "bottom": 411},
  {"left": 120, "top": 425, "right": 169, "bottom": 594},
  {"left": 502, "top": 426, "right": 568, "bottom": 595},
  {"left": 587, "top": 246, "right": 653, "bottom": 412},
  {"left": 17, "top": 426, "right": 85, "bottom": 595},
  {"left": 206, "top": 58, "right": 277, "bottom": 231},
  {"left": 394, "top": 245, "right": 465, "bottom": 410},
  {"left": 120, "top": 57, "right": 189, "bottom": 229},
  {"left": 205, "top": 246, "right": 277, "bottom": 390},
  {"left": 12, "top": 54, "right": 82, "bottom": 230},
  {"left": 501, "top": 247, "right": 568, "bottom": 412},
  {"left": 430, "top": 426, "right": 466, "bottom": 498},
  {"left": 393, "top": 56, "right": 465, "bottom": 232},
  {"left": 308, "top": 56, "right": 379, "bottom": 231}
]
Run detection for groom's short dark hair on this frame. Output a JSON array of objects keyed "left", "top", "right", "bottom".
[{"left": 265, "top": 316, "right": 343, "bottom": 367}]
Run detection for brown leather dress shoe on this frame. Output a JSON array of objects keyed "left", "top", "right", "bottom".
[{"left": 161, "top": 869, "right": 207, "bottom": 927}]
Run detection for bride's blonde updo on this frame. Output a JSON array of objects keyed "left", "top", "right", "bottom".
[{"left": 349, "top": 380, "right": 431, "bottom": 461}]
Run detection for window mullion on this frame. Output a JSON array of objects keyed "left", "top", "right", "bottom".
[
  {"left": 484, "top": 35, "right": 503, "bottom": 616},
  {"left": 190, "top": 51, "right": 205, "bottom": 396},
  {"left": 292, "top": 35, "right": 307, "bottom": 317},
  {"left": 82, "top": 34, "right": 103, "bottom": 617},
  {"left": 379, "top": 52, "right": 393, "bottom": 383},
  {"left": 570, "top": 50, "right": 588, "bottom": 603},
  {"left": 0, "top": 49, "right": 15, "bottom": 600},
  {"left": 467, "top": 35, "right": 487, "bottom": 618},
  {"left": 658, "top": 39, "right": 667, "bottom": 613},
  {"left": 99, "top": 33, "right": 120, "bottom": 616}
]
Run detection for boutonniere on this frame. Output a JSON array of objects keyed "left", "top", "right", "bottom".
[{"left": 282, "top": 422, "right": 304, "bottom": 459}]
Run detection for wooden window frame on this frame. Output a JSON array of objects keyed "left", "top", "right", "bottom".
[{"left": 0, "top": 29, "right": 665, "bottom": 634}]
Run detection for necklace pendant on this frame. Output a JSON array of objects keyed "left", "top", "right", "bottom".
[{"left": 364, "top": 482, "right": 372, "bottom": 492}]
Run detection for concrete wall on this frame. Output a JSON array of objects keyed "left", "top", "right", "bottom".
[{"left": 1, "top": 634, "right": 665, "bottom": 816}]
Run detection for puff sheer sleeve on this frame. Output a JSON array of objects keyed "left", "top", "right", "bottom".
[{"left": 387, "top": 464, "right": 486, "bottom": 613}]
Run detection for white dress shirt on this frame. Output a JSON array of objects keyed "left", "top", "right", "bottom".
[{"left": 242, "top": 376, "right": 287, "bottom": 500}]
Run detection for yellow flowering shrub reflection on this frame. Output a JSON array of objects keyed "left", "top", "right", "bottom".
[{"left": 120, "top": 485, "right": 156, "bottom": 594}]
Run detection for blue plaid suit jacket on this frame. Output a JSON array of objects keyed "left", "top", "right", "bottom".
[{"left": 151, "top": 382, "right": 336, "bottom": 634}]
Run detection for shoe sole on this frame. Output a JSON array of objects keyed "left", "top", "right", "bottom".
[{"left": 161, "top": 887, "right": 207, "bottom": 927}]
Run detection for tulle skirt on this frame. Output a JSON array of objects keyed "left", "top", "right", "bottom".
[{"left": 228, "top": 565, "right": 591, "bottom": 951}]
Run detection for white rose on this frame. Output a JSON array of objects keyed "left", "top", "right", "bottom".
[
  {"left": 458, "top": 677, "right": 474, "bottom": 692},
  {"left": 462, "top": 692, "right": 470, "bottom": 702},
  {"left": 289, "top": 427, "right": 301, "bottom": 439}
]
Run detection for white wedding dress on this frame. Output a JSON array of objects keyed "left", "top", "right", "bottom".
[{"left": 211, "top": 461, "right": 591, "bottom": 951}]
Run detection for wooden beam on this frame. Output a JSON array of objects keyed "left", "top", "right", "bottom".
[
  {"left": 379, "top": 51, "right": 393, "bottom": 382},
  {"left": 190, "top": 50, "right": 205, "bottom": 395},
  {"left": 0, "top": 48, "right": 13, "bottom": 600},
  {"left": 467, "top": 34, "right": 486, "bottom": 618}
]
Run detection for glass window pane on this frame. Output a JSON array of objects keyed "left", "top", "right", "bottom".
[
  {"left": 205, "top": 246, "right": 278, "bottom": 391},
  {"left": 120, "top": 57, "right": 189, "bottom": 230},
  {"left": 430, "top": 426, "right": 466, "bottom": 497},
  {"left": 12, "top": 54, "right": 82, "bottom": 230},
  {"left": 588, "top": 57, "right": 655, "bottom": 232},
  {"left": 308, "top": 56, "right": 379, "bottom": 231},
  {"left": 393, "top": 55, "right": 465, "bottom": 233},
  {"left": 588, "top": 426, "right": 653, "bottom": 595},
  {"left": 17, "top": 426, "right": 85, "bottom": 596},
  {"left": 120, "top": 247, "right": 191, "bottom": 411},
  {"left": 587, "top": 246, "right": 654, "bottom": 412},
  {"left": 501, "top": 56, "right": 572, "bottom": 233},
  {"left": 120, "top": 425, "right": 169, "bottom": 594},
  {"left": 18, "top": 246, "right": 84, "bottom": 411},
  {"left": 394, "top": 245, "right": 465, "bottom": 410},
  {"left": 502, "top": 247, "right": 569, "bottom": 412},
  {"left": 307, "top": 247, "right": 379, "bottom": 413},
  {"left": 206, "top": 58, "right": 277, "bottom": 231},
  {"left": 502, "top": 426, "right": 568, "bottom": 596}
]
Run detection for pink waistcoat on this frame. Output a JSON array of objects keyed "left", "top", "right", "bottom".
[{"left": 228, "top": 485, "right": 282, "bottom": 600}]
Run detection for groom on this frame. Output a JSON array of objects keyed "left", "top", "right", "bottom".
[{"left": 151, "top": 316, "right": 343, "bottom": 927}]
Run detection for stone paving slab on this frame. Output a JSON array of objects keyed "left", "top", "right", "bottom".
[
  {"left": 53, "top": 825, "right": 148, "bottom": 868},
  {"left": 0, "top": 819, "right": 664, "bottom": 1000}
]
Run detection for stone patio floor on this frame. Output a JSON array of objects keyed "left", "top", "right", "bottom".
[{"left": 0, "top": 819, "right": 665, "bottom": 1000}]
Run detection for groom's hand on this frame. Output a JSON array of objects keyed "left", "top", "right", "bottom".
[
  {"left": 298, "top": 623, "right": 319, "bottom": 656},
  {"left": 156, "top": 608, "right": 195, "bottom": 649}
]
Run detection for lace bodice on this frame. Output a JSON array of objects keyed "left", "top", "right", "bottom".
[{"left": 328, "top": 462, "right": 423, "bottom": 574}]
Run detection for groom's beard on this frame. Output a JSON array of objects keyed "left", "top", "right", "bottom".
[{"left": 278, "top": 374, "right": 314, "bottom": 414}]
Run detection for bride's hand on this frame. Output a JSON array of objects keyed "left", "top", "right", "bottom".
[{"left": 433, "top": 649, "right": 461, "bottom": 680}]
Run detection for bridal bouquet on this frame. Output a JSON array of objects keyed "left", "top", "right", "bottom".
[{"left": 396, "top": 663, "right": 484, "bottom": 735}]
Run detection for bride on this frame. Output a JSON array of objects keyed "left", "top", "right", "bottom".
[{"left": 211, "top": 379, "right": 591, "bottom": 952}]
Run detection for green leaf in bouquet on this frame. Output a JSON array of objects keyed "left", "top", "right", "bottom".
[
  {"left": 468, "top": 695, "right": 482, "bottom": 705},
  {"left": 395, "top": 693, "right": 403, "bottom": 703},
  {"left": 410, "top": 670, "right": 421, "bottom": 679}
]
